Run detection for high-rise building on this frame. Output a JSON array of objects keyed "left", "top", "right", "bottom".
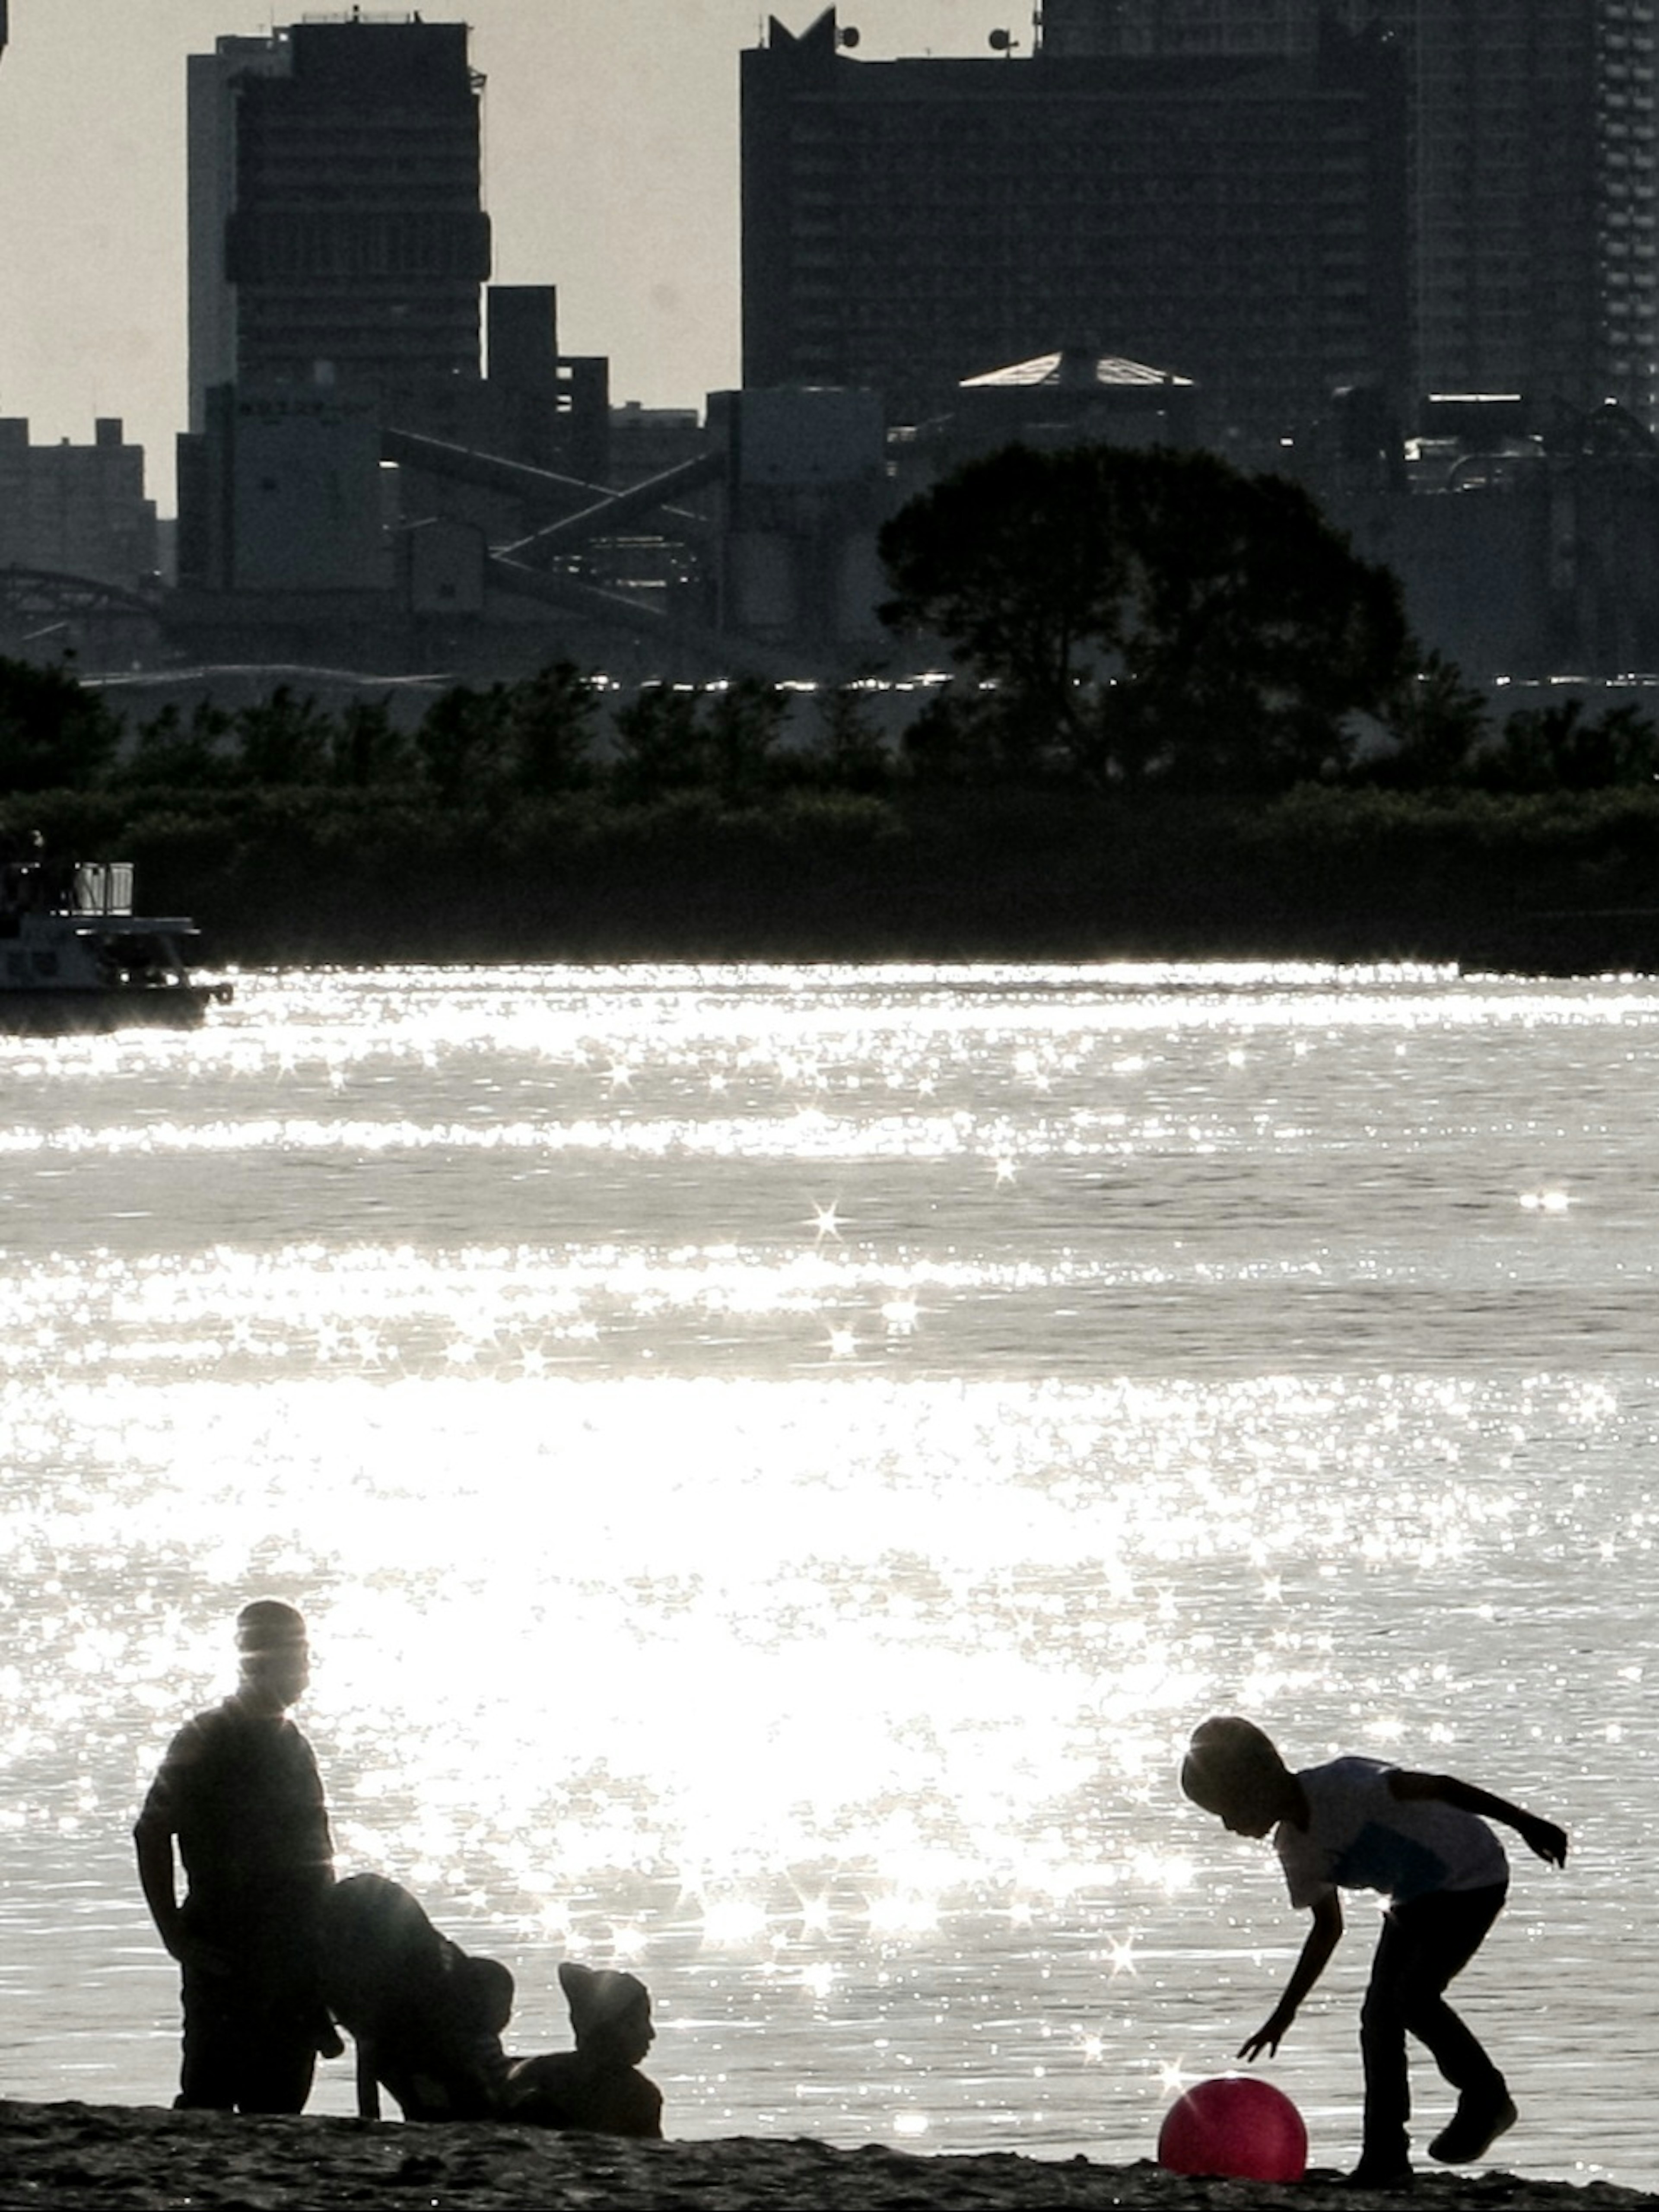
[
  {"left": 1041, "top": 1, "right": 1659, "bottom": 427},
  {"left": 187, "top": 16, "right": 491, "bottom": 432},
  {"left": 742, "top": 8, "right": 1408, "bottom": 448},
  {"left": 188, "top": 34, "right": 291, "bottom": 431},
  {"left": 1378, "top": 0, "right": 1656, "bottom": 429},
  {"left": 1040, "top": 0, "right": 1327, "bottom": 55},
  {"left": 0, "top": 418, "right": 158, "bottom": 592}
]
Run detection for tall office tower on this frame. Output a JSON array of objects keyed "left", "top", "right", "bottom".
[
  {"left": 1042, "top": 1, "right": 1659, "bottom": 429},
  {"left": 742, "top": 8, "right": 1408, "bottom": 447},
  {"left": 187, "top": 16, "right": 491, "bottom": 432},
  {"left": 188, "top": 34, "right": 291, "bottom": 430},
  {"left": 1040, "top": 0, "right": 1326, "bottom": 55},
  {"left": 1372, "top": 0, "right": 1658, "bottom": 429}
]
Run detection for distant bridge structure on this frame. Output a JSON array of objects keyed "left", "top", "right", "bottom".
[{"left": 0, "top": 566, "right": 164, "bottom": 634}]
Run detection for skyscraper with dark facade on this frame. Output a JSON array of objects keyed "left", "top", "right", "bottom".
[
  {"left": 1042, "top": 0, "right": 1329, "bottom": 56},
  {"left": 741, "top": 7, "right": 1408, "bottom": 449},
  {"left": 187, "top": 16, "right": 491, "bottom": 432},
  {"left": 1040, "top": 0, "right": 1659, "bottom": 428},
  {"left": 1382, "top": 0, "right": 1655, "bottom": 429}
]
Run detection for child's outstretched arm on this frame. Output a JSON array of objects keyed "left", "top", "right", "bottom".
[
  {"left": 1238, "top": 1890, "right": 1343, "bottom": 2061},
  {"left": 1388, "top": 1769, "right": 1568, "bottom": 1866}
]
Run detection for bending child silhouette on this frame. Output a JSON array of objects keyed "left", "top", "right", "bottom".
[
  {"left": 1181, "top": 1715, "right": 1567, "bottom": 2190},
  {"left": 500, "top": 1962, "right": 664, "bottom": 2139}
]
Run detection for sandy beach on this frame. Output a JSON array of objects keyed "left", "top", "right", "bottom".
[{"left": 2, "top": 2102, "right": 1654, "bottom": 2211}]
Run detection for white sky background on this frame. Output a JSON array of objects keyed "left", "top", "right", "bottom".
[{"left": 0, "top": 0, "right": 1021, "bottom": 514}]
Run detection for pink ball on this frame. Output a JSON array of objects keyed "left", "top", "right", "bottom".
[{"left": 1157, "top": 2075, "right": 1309, "bottom": 2183}]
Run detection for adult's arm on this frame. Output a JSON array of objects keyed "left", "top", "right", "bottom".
[
  {"left": 1388, "top": 1769, "right": 1568, "bottom": 1866},
  {"left": 133, "top": 1813, "right": 230, "bottom": 1974},
  {"left": 1238, "top": 1889, "right": 1343, "bottom": 2060},
  {"left": 133, "top": 1816, "right": 183, "bottom": 1956}
]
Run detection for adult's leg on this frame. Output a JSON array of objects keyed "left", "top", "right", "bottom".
[
  {"left": 175, "top": 1967, "right": 242, "bottom": 2110},
  {"left": 180, "top": 1970, "right": 318, "bottom": 2114},
  {"left": 234, "top": 1991, "right": 319, "bottom": 2114}
]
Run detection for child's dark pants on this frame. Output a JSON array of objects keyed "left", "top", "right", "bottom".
[{"left": 1360, "top": 1881, "right": 1509, "bottom": 2165}]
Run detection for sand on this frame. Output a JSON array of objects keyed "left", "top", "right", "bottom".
[{"left": 2, "top": 2102, "right": 1654, "bottom": 2211}]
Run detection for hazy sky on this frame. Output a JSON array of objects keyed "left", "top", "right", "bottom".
[{"left": 0, "top": 1, "right": 1020, "bottom": 512}]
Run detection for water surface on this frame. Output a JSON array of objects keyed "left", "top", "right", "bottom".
[{"left": 0, "top": 962, "right": 1651, "bottom": 2186}]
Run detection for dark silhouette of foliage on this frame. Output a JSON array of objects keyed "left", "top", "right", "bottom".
[
  {"left": 230, "top": 686, "right": 333, "bottom": 785},
  {"left": 880, "top": 445, "right": 1120, "bottom": 778},
  {"left": 896, "top": 684, "right": 1005, "bottom": 787},
  {"left": 0, "top": 655, "right": 120, "bottom": 793},
  {"left": 351, "top": 664, "right": 595, "bottom": 802},
  {"left": 1481, "top": 698, "right": 1659, "bottom": 794},
  {"left": 228, "top": 690, "right": 334, "bottom": 796},
  {"left": 329, "top": 697, "right": 415, "bottom": 790},
  {"left": 702, "top": 677, "right": 790, "bottom": 804},
  {"left": 413, "top": 682, "right": 514, "bottom": 807},
  {"left": 608, "top": 684, "right": 707, "bottom": 805},
  {"left": 606, "top": 680, "right": 789, "bottom": 806},
  {"left": 120, "top": 701, "right": 238, "bottom": 789},
  {"left": 805, "top": 681, "right": 894, "bottom": 794},
  {"left": 501, "top": 661, "right": 600, "bottom": 796},
  {"left": 879, "top": 442, "right": 1412, "bottom": 791},
  {"left": 1369, "top": 652, "right": 1492, "bottom": 788}
]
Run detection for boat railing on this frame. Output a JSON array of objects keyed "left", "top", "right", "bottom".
[
  {"left": 70, "top": 862, "right": 135, "bottom": 917},
  {"left": 1, "top": 858, "right": 137, "bottom": 919}
]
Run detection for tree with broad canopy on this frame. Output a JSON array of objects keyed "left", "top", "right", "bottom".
[{"left": 877, "top": 443, "right": 1413, "bottom": 791}]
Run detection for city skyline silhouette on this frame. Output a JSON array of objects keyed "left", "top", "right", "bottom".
[{"left": 0, "top": 1, "right": 1006, "bottom": 512}]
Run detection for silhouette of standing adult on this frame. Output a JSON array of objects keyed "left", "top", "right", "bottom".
[{"left": 134, "top": 1600, "right": 336, "bottom": 2111}]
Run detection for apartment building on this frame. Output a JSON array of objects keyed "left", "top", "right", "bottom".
[
  {"left": 742, "top": 7, "right": 1408, "bottom": 449},
  {"left": 1040, "top": 0, "right": 1659, "bottom": 426}
]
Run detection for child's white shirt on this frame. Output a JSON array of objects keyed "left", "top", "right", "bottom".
[{"left": 1275, "top": 1755, "right": 1509, "bottom": 1907}]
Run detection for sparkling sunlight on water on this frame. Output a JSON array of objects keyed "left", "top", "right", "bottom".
[{"left": 0, "top": 964, "right": 1653, "bottom": 2183}]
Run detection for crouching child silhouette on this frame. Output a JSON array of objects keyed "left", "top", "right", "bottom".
[
  {"left": 1180, "top": 1715, "right": 1567, "bottom": 2190},
  {"left": 320, "top": 1872, "right": 513, "bottom": 2121},
  {"left": 499, "top": 1962, "right": 663, "bottom": 2139}
]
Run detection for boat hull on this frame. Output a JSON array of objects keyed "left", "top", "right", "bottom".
[{"left": 0, "top": 985, "right": 225, "bottom": 1036}]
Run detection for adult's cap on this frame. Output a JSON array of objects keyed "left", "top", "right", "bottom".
[{"left": 236, "top": 1599, "right": 308, "bottom": 1653}]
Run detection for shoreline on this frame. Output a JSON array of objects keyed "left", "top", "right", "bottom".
[
  {"left": 21, "top": 782, "right": 1659, "bottom": 981},
  {"left": 3, "top": 2103, "right": 1654, "bottom": 2210}
]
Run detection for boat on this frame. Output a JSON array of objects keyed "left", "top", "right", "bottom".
[{"left": 0, "top": 854, "right": 232, "bottom": 1035}]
